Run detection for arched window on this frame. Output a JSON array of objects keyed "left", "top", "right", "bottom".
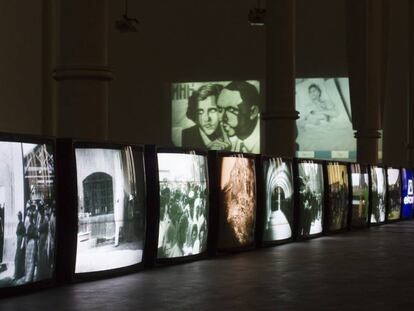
[{"left": 83, "top": 172, "right": 113, "bottom": 216}]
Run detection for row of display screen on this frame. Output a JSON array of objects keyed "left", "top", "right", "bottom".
[{"left": 0, "top": 139, "right": 412, "bottom": 293}]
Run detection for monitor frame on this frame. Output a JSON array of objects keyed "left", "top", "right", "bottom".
[
  {"left": 294, "top": 158, "right": 326, "bottom": 240},
  {"left": 385, "top": 166, "right": 402, "bottom": 223},
  {"left": 211, "top": 151, "right": 259, "bottom": 254},
  {"left": 323, "top": 161, "right": 351, "bottom": 235},
  {"left": 257, "top": 155, "right": 295, "bottom": 247},
  {"left": 348, "top": 163, "right": 370, "bottom": 229},
  {"left": 400, "top": 168, "right": 414, "bottom": 220},
  {"left": 148, "top": 147, "right": 211, "bottom": 266},
  {"left": 368, "top": 165, "right": 387, "bottom": 226},
  {"left": 0, "top": 132, "right": 57, "bottom": 297},
  {"left": 55, "top": 139, "right": 147, "bottom": 283}
]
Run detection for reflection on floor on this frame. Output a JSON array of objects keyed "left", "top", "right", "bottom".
[{"left": 2, "top": 221, "right": 414, "bottom": 309}]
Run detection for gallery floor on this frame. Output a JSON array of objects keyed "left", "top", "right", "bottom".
[{"left": 1, "top": 221, "right": 414, "bottom": 310}]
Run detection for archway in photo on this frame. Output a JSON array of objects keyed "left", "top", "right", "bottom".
[{"left": 82, "top": 172, "right": 114, "bottom": 216}]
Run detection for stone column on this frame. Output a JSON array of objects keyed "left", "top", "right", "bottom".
[
  {"left": 41, "top": 0, "right": 57, "bottom": 136},
  {"left": 346, "top": 0, "right": 389, "bottom": 164},
  {"left": 54, "top": 0, "right": 112, "bottom": 140},
  {"left": 263, "top": 0, "right": 298, "bottom": 158}
]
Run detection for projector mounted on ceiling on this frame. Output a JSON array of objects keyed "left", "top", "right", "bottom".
[
  {"left": 115, "top": 0, "right": 139, "bottom": 33},
  {"left": 248, "top": 0, "right": 266, "bottom": 26}
]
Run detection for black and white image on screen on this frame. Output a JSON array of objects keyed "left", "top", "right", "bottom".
[
  {"left": 171, "top": 81, "right": 261, "bottom": 153},
  {"left": 298, "top": 163, "right": 324, "bottom": 236},
  {"left": 157, "top": 153, "right": 208, "bottom": 259},
  {"left": 387, "top": 168, "right": 401, "bottom": 221},
  {"left": 296, "top": 78, "right": 355, "bottom": 157},
  {"left": 350, "top": 164, "right": 369, "bottom": 227},
  {"left": 0, "top": 142, "right": 55, "bottom": 288},
  {"left": 371, "top": 167, "right": 386, "bottom": 224},
  {"left": 263, "top": 158, "right": 294, "bottom": 241},
  {"left": 327, "top": 163, "right": 349, "bottom": 231},
  {"left": 75, "top": 147, "right": 146, "bottom": 273}
]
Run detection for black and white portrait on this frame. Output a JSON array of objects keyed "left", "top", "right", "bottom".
[
  {"left": 0, "top": 142, "right": 55, "bottom": 288},
  {"left": 157, "top": 153, "right": 208, "bottom": 259},
  {"left": 263, "top": 158, "right": 294, "bottom": 242},
  {"left": 75, "top": 147, "right": 146, "bottom": 273},
  {"left": 296, "top": 78, "right": 355, "bottom": 158},
  {"left": 171, "top": 81, "right": 261, "bottom": 153},
  {"left": 371, "top": 167, "right": 386, "bottom": 224},
  {"left": 298, "top": 162, "right": 324, "bottom": 237}
]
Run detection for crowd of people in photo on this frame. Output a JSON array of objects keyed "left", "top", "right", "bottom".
[
  {"left": 0, "top": 199, "right": 56, "bottom": 287},
  {"left": 158, "top": 181, "right": 208, "bottom": 258}
]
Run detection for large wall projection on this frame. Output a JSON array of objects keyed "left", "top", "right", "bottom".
[
  {"left": 171, "top": 81, "right": 261, "bottom": 153},
  {"left": 296, "top": 78, "right": 356, "bottom": 161}
]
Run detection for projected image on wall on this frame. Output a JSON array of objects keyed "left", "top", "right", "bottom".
[
  {"left": 387, "top": 168, "right": 401, "bottom": 221},
  {"left": 263, "top": 158, "right": 294, "bottom": 242},
  {"left": 401, "top": 169, "right": 414, "bottom": 219},
  {"left": 327, "top": 163, "right": 349, "bottom": 231},
  {"left": 218, "top": 156, "right": 256, "bottom": 249},
  {"left": 371, "top": 167, "right": 386, "bottom": 224},
  {"left": 298, "top": 162, "right": 324, "bottom": 237},
  {"left": 296, "top": 78, "right": 356, "bottom": 160},
  {"left": 171, "top": 81, "right": 261, "bottom": 153},
  {"left": 75, "top": 147, "right": 146, "bottom": 274},
  {"left": 0, "top": 142, "right": 55, "bottom": 288},
  {"left": 157, "top": 153, "right": 208, "bottom": 259},
  {"left": 350, "top": 164, "right": 369, "bottom": 227}
]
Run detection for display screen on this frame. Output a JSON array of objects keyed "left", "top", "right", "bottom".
[
  {"left": 74, "top": 147, "right": 146, "bottom": 274},
  {"left": 157, "top": 153, "right": 209, "bottom": 259},
  {"left": 350, "top": 164, "right": 369, "bottom": 227},
  {"left": 298, "top": 162, "right": 324, "bottom": 237},
  {"left": 370, "top": 167, "right": 386, "bottom": 224},
  {"left": 296, "top": 78, "right": 356, "bottom": 161},
  {"left": 327, "top": 163, "right": 349, "bottom": 231},
  {"left": 263, "top": 158, "right": 294, "bottom": 242},
  {"left": 387, "top": 168, "right": 401, "bottom": 221},
  {"left": 401, "top": 168, "right": 414, "bottom": 219},
  {"left": 218, "top": 156, "right": 256, "bottom": 249},
  {"left": 0, "top": 142, "right": 55, "bottom": 288},
  {"left": 171, "top": 80, "right": 261, "bottom": 153}
]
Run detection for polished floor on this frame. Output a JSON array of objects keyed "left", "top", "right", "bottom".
[{"left": 2, "top": 221, "right": 414, "bottom": 310}]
